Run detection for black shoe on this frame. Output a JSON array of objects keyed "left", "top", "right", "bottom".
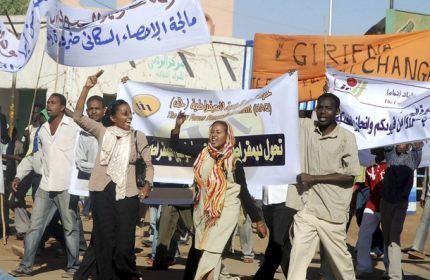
[
  {"left": 148, "top": 261, "right": 168, "bottom": 271},
  {"left": 9, "top": 267, "right": 32, "bottom": 277}
]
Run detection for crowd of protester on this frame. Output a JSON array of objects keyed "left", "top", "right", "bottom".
[{"left": 0, "top": 72, "right": 428, "bottom": 280}]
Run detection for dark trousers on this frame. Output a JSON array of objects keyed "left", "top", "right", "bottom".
[
  {"left": 74, "top": 235, "right": 96, "bottom": 280},
  {"left": 183, "top": 238, "right": 202, "bottom": 280},
  {"left": 15, "top": 172, "right": 40, "bottom": 201},
  {"left": 254, "top": 203, "right": 297, "bottom": 280},
  {"left": 39, "top": 210, "right": 66, "bottom": 251},
  {"left": 91, "top": 182, "right": 140, "bottom": 280}
]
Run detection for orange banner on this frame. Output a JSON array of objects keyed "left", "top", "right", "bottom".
[{"left": 251, "top": 30, "right": 430, "bottom": 101}]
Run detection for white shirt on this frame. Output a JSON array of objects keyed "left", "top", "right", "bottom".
[
  {"left": 262, "top": 184, "right": 289, "bottom": 205},
  {"left": 38, "top": 115, "right": 79, "bottom": 192}
]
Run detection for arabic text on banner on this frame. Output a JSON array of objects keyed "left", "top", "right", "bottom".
[
  {"left": 0, "top": 0, "right": 210, "bottom": 72},
  {"left": 116, "top": 72, "right": 301, "bottom": 190},
  {"left": 326, "top": 69, "right": 430, "bottom": 162}
]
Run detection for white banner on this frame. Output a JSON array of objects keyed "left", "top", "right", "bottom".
[
  {"left": 327, "top": 69, "right": 430, "bottom": 153},
  {"left": 358, "top": 143, "right": 430, "bottom": 168},
  {"left": 421, "top": 141, "right": 430, "bottom": 168},
  {"left": 0, "top": 0, "right": 54, "bottom": 72},
  {"left": 45, "top": 0, "right": 210, "bottom": 67},
  {"left": 69, "top": 130, "right": 90, "bottom": 197},
  {"left": 117, "top": 72, "right": 301, "bottom": 187},
  {"left": 0, "top": 0, "right": 210, "bottom": 72}
]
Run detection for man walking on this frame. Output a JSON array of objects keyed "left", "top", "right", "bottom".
[
  {"left": 72, "top": 83, "right": 106, "bottom": 280},
  {"left": 380, "top": 143, "right": 422, "bottom": 279},
  {"left": 287, "top": 93, "right": 360, "bottom": 280},
  {"left": 9, "top": 93, "right": 80, "bottom": 277}
]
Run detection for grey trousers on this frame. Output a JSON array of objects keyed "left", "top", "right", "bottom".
[
  {"left": 412, "top": 197, "right": 430, "bottom": 252},
  {"left": 154, "top": 204, "right": 193, "bottom": 266},
  {"left": 380, "top": 199, "right": 408, "bottom": 280},
  {"left": 14, "top": 207, "right": 30, "bottom": 234},
  {"left": 238, "top": 214, "right": 254, "bottom": 257}
]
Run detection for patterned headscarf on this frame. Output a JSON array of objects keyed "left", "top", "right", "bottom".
[{"left": 193, "top": 121, "right": 236, "bottom": 226}]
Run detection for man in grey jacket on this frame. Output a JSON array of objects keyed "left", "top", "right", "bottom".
[{"left": 73, "top": 94, "right": 105, "bottom": 280}]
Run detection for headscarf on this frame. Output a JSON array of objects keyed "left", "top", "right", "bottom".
[
  {"left": 193, "top": 121, "right": 236, "bottom": 226},
  {"left": 100, "top": 126, "right": 132, "bottom": 200}
]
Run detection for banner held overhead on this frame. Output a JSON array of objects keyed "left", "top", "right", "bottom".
[
  {"left": 252, "top": 30, "right": 430, "bottom": 101},
  {"left": 0, "top": 0, "right": 211, "bottom": 72},
  {"left": 117, "top": 72, "right": 301, "bottom": 191}
]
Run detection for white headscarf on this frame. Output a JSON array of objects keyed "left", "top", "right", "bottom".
[{"left": 100, "top": 126, "right": 131, "bottom": 200}]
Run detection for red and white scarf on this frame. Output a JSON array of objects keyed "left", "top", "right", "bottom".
[{"left": 193, "top": 122, "right": 236, "bottom": 226}]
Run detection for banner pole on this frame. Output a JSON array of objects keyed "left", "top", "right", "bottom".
[
  {"left": 211, "top": 42, "right": 225, "bottom": 90},
  {"left": 0, "top": 195, "right": 5, "bottom": 245},
  {"left": 328, "top": 0, "right": 333, "bottom": 36},
  {"left": 54, "top": 2, "right": 61, "bottom": 93},
  {"left": 27, "top": 51, "right": 46, "bottom": 127},
  {"left": 5, "top": 10, "right": 19, "bottom": 138}
]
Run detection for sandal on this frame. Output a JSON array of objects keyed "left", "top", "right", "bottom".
[{"left": 242, "top": 256, "right": 254, "bottom": 263}]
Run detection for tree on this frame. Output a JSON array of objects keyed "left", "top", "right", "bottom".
[{"left": 0, "top": 0, "right": 29, "bottom": 15}]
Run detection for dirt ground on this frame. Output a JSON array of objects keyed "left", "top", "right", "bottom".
[{"left": 0, "top": 203, "right": 429, "bottom": 280}]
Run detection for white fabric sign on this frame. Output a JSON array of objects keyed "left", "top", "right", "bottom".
[
  {"left": 69, "top": 130, "right": 90, "bottom": 197},
  {"left": 359, "top": 140, "right": 430, "bottom": 168},
  {"left": 117, "top": 72, "right": 301, "bottom": 188},
  {"left": 326, "top": 69, "right": 430, "bottom": 152},
  {"left": 262, "top": 185, "right": 288, "bottom": 205},
  {"left": 0, "top": 0, "right": 54, "bottom": 72},
  {"left": 0, "top": 0, "right": 210, "bottom": 71},
  {"left": 420, "top": 140, "right": 430, "bottom": 168}
]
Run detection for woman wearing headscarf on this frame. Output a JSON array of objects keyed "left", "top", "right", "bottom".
[
  {"left": 170, "top": 112, "right": 267, "bottom": 280},
  {"left": 72, "top": 71, "right": 154, "bottom": 280}
]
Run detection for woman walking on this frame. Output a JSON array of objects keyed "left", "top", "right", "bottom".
[
  {"left": 73, "top": 71, "right": 154, "bottom": 280},
  {"left": 170, "top": 112, "right": 266, "bottom": 280}
]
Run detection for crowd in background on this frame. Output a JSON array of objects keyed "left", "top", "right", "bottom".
[{"left": 0, "top": 72, "right": 428, "bottom": 280}]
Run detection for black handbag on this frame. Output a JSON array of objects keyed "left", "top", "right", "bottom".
[
  {"left": 77, "top": 170, "right": 91, "bottom": 180},
  {"left": 134, "top": 131, "right": 148, "bottom": 188}
]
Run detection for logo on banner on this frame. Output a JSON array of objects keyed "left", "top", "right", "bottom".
[
  {"left": 132, "top": 94, "right": 161, "bottom": 117},
  {"left": 334, "top": 78, "right": 368, "bottom": 98}
]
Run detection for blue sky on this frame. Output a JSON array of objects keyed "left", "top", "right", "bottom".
[{"left": 233, "top": 0, "right": 430, "bottom": 39}]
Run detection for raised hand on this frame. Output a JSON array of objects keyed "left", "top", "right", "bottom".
[
  {"left": 85, "top": 70, "right": 104, "bottom": 89},
  {"left": 175, "top": 111, "right": 187, "bottom": 129}
]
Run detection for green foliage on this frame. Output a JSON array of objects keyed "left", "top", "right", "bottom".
[{"left": 0, "top": 0, "right": 30, "bottom": 15}]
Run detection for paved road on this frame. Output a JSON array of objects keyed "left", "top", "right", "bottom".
[{"left": 1, "top": 205, "right": 429, "bottom": 279}]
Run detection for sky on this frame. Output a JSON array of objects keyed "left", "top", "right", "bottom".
[{"left": 233, "top": 0, "right": 430, "bottom": 40}]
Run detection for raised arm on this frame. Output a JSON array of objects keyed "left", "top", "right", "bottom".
[
  {"left": 75, "top": 70, "right": 103, "bottom": 117},
  {"left": 73, "top": 71, "right": 105, "bottom": 139},
  {"left": 169, "top": 111, "right": 201, "bottom": 158}
]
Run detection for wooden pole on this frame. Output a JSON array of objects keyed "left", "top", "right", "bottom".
[
  {"left": 1, "top": 195, "right": 6, "bottom": 245},
  {"left": 211, "top": 43, "right": 225, "bottom": 90},
  {"left": 5, "top": 11, "right": 18, "bottom": 138},
  {"left": 27, "top": 51, "right": 46, "bottom": 127}
]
